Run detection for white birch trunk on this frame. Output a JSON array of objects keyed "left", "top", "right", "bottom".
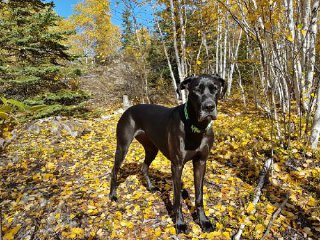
[
  {"left": 286, "top": 0, "right": 303, "bottom": 113},
  {"left": 169, "top": 0, "right": 186, "bottom": 102},
  {"left": 227, "top": 29, "right": 242, "bottom": 96},
  {"left": 220, "top": 27, "right": 224, "bottom": 75},
  {"left": 222, "top": 2, "right": 229, "bottom": 79},
  {"left": 178, "top": 0, "right": 187, "bottom": 79},
  {"left": 152, "top": 4, "right": 180, "bottom": 101},
  {"left": 302, "top": 0, "right": 311, "bottom": 68},
  {"left": 304, "top": 0, "right": 320, "bottom": 111},
  {"left": 309, "top": 0, "right": 320, "bottom": 149},
  {"left": 216, "top": 10, "right": 220, "bottom": 73},
  {"left": 236, "top": 64, "right": 247, "bottom": 111},
  {"left": 199, "top": 5, "right": 210, "bottom": 71},
  {"left": 169, "top": 0, "right": 182, "bottom": 81},
  {"left": 311, "top": 81, "right": 320, "bottom": 149}
]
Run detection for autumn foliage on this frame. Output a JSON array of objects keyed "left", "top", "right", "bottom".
[
  {"left": 0, "top": 97, "right": 319, "bottom": 239},
  {"left": 1, "top": 0, "right": 320, "bottom": 239}
]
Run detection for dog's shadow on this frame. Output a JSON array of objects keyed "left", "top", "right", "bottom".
[{"left": 118, "top": 162, "right": 198, "bottom": 223}]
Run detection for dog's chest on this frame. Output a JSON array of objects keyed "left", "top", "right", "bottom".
[
  {"left": 183, "top": 134, "right": 211, "bottom": 161},
  {"left": 184, "top": 130, "right": 209, "bottom": 150}
]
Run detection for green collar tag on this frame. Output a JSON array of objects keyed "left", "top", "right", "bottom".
[
  {"left": 184, "top": 102, "right": 212, "bottom": 133},
  {"left": 184, "top": 102, "right": 189, "bottom": 119},
  {"left": 191, "top": 125, "right": 201, "bottom": 133}
]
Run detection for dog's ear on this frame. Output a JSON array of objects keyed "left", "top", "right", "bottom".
[
  {"left": 211, "top": 73, "right": 226, "bottom": 99},
  {"left": 177, "top": 76, "right": 197, "bottom": 97},
  {"left": 219, "top": 78, "right": 227, "bottom": 99},
  {"left": 218, "top": 77, "right": 227, "bottom": 99},
  {"left": 179, "top": 76, "right": 198, "bottom": 90},
  {"left": 177, "top": 76, "right": 197, "bottom": 99}
]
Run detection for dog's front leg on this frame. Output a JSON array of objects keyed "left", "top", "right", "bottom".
[
  {"left": 193, "top": 158, "right": 214, "bottom": 232},
  {"left": 171, "top": 163, "right": 188, "bottom": 234}
]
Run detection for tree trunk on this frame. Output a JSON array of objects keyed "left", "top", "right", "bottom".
[
  {"left": 226, "top": 29, "right": 242, "bottom": 96},
  {"left": 216, "top": 9, "right": 221, "bottom": 73},
  {"left": 178, "top": 0, "right": 187, "bottom": 79},
  {"left": 169, "top": 0, "right": 186, "bottom": 102},
  {"left": 304, "top": 0, "right": 320, "bottom": 111},
  {"left": 222, "top": 6, "right": 228, "bottom": 80},
  {"left": 309, "top": 0, "right": 320, "bottom": 149},
  {"left": 236, "top": 64, "right": 247, "bottom": 112},
  {"left": 153, "top": 5, "right": 180, "bottom": 102},
  {"left": 311, "top": 78, "right": 320, "bottom": 149}
]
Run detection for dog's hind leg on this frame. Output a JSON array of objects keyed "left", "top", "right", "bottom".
[
  {"left": 136, "top": 133, "right": 158, "bottom": 192},
  {"left": 109, "top": 117, "right": 135, "bottom": 201}
]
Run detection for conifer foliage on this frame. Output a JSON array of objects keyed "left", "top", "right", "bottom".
[{"left": 0, "top": 0, "right": 74, "bottom": 98}]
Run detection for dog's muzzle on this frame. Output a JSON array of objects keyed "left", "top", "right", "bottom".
[{"left": 199, "top": 103, "right": 217, "bottom": 121}]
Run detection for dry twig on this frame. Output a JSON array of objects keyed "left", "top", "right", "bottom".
[
  {"left": 233, "top": 158, "right": 273, "bottom": 240},
  {"left": 261, "top": 193, "right": 289, "bottom": 240}
]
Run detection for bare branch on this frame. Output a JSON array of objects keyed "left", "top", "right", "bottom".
[
  {"left": 233, "top": 158, "right": 273, "bottom": 240},
  {"left": 261, "top": 193, "right": 289, "bottom": 240}
]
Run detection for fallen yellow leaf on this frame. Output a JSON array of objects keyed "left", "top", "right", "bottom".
[
  {"left": 246, "top": 202, "right": 255, "bottom": 214},
  {"left": 3, "top": 224, "right": 21, "bottom": 240}
]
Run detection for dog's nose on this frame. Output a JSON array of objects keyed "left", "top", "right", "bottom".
[{"left": 204, "top": 103, "right": 215, "bottom": 112}]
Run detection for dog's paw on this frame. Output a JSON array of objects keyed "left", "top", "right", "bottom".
[
  {"left": 200, "top": 220, "right": 214, "bottom": 232},
  {"left": 175, "top": 223, "right": 189, "bottom": 234}
]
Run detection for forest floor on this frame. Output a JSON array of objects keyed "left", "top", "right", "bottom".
[{"left": 0, "top": 96, "right": 320, "bottom": 239}]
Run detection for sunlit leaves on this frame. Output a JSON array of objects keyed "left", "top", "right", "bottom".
[
  {"left": 246, "top": 202, "right": 255, "bottom": 214},
  {"left": 69, "top": 0, "right": 121, "bottom": 58},
  {"left": 255, "top": 224, "right": 265, "bottom": 238},
  {"left": 1, "top": 98, "right": 319, "bottom": 238},
  {"left": 3, "top": 225, "right": 21, "bottom": 240},
  {"left": 287, "top": 34, "right": 294, "bottom": 42},
  {"left": 61, "top": 227, "right": 85, "bottom": 239}
]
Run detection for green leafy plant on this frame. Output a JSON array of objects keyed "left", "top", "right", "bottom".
[
  {"left": 0, "top": 96, "right": 48, "bottom": 120},
  {"left": 25, "top": 90, "right": 90, "bottom": 106}
]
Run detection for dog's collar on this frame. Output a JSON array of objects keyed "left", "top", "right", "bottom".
[{"left": 184, "top": 102, "right": 212, "bottom": 133}]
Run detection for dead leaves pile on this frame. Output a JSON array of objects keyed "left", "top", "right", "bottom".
[{"left": 0, "top": 102, "right": 319, "bottom": 239}]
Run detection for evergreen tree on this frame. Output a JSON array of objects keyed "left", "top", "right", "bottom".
[
  {"left": 121, "top": 8, "right": 134, "bottom": 49},
  {"left": 0, "top": 0, "right": 74, "bottom": 99}
]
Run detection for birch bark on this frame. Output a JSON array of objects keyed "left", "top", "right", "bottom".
[
  {"left": 152, "top": 4, "right": 180, "bottom": 101},
  {"left": 309, "top": 0, "right": 320, "bottom": 149},
  {"left": 311, "top": 79, "right": 320, "bottom": 149},
  {"left": 178, "top": 0, "right": 187, "bottom": 79},
  {"left": 169, "top": 0, "right": 186, "bottom": 102},
  {"left": 305, "top": 0, "right": 320, "bottom": 112},
  {"left": 226, "top": 29, "right": 242, "bottom": 96}
]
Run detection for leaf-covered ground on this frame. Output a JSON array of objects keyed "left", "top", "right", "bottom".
[{"left": 1, "top": 99, "right": 319, "bottom": 239}]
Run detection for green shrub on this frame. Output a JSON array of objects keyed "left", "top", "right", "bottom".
[
  {"left": 25, "top": 90, "right": 90, "bottom": 106},
  {"left": 31, "top": 102, "right": 88, "bottom": 119}
]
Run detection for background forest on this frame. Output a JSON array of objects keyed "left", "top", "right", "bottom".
[{"left": 0, "top": 0, "right": 320, "bottom": 239}]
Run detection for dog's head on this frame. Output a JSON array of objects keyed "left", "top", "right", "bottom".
[{"left": 179, "top": 74, "right": 225, "bottom": 122}]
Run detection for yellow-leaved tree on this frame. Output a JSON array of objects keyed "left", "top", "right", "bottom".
[{"left": 69, "top": 0, "right": 121, "bottom": 63}]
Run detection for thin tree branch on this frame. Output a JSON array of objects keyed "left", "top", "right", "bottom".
[
  {"left": 216, "top": 0, "right": 255, "bottom": 36},
  {"left": 261, "top": 193, "right": 289, "bottom": 240},
  {"left": 233, "top": 158, "right": 273, "bottom": 240}
]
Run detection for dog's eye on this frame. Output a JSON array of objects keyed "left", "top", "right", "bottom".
[
  {"left": 196, "top": 85, "right": 204, "bottom": 93},
  {"left": 209, "top": 85, "right": 217, "bottom": 93}
]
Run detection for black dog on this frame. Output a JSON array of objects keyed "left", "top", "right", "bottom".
[{"left": 109, "top": 74, "right": 225, "bottom": 234}]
